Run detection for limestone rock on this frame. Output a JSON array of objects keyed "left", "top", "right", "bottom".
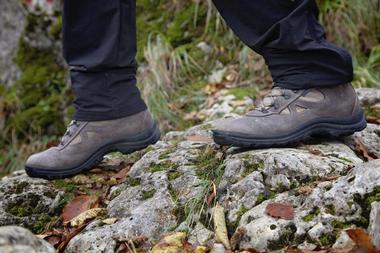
[
  {"left": 356, "top": 88, "right": 380, "bottom": 106},
  {"left": 0, "top": 226, "right": 55, "bottom": 253},
  {"left": 369, "top": 202, "right": 380, "bottom": 248},
  {"left": 344, "top": 123, "right": 380, "bottom": 158},
  {"left": 0, "top": 173, "right": 60, "bottom": 234}
]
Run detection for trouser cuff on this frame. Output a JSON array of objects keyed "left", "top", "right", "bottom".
[{"left": 71, "top": 68, "right": 147, "bottom": 121}]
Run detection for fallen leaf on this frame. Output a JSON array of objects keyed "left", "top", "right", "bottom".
[
  {"left": 231, "top": 226, "right": 247, "bottom": 250},
  {"left": 46, "top": 235, "right": 61, "bottom": 247},
  {"left": 367, "top": 116, "right": 380, "bottom": 125},
  {"left": 114, "top": 166, "right": 131, "bottom": 180},
  {"left": 346, "top": 228, "right": 379, "bottom": 253},
  {"left": 57, "top": 224, "right": 88, "bottom": 253},
  {"left": 102, "top": 218, "right": 118, "bottom": 225},
  {"left": 355, "top": 139, "right": 377, "bottom": 161},
  {"left": 195, "top": 246, "right": 207, "bottom": 253},
  {"left": 151, "top": 232, "right": 187, "bottom": 253},
  {"left": 298, "top": 185, "right": 314, "bottom": 195},
  {"left": 240, "top": 249, "right": 261, "bottom": 253},
  {"left": 70, "top": 208, "right": 106, "bottom": 227},
  {"left": 207, "top": 182, "right": 217, "bottom": 207},
  {"left": 62, "top": 195, "right": 98, "bottom": 224},
  {"left": 265, "top": 203, "right": 295, "bottom": 220},
  {"left": 213, "top": 204, "right": 231, "bottom": 250},
  {"left": 116, "top": 243, "right": 130, "bottom": 253}
]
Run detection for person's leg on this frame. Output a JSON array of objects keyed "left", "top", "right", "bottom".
[
  {"left": 212, "top": 0, "right": 353, "bottom": 89},
  {"left": 63, "top": 0, "right": 146, "bottom": 120},
  {"left": 211, "top": 0, "right": 366, "bottom": 147},
  {"left": 25, "top": 0, "right": 160, "bottom": 179}
]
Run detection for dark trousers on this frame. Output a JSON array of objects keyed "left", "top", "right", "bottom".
[{"left": 63, "top": 0, "right": 353, "bottom": 121}]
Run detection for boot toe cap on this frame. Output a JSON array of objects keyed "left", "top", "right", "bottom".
[{"left": 25, "top": 148, "right": 59, "bottom": 170}]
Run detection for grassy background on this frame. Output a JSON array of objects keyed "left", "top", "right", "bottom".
[{"left": 0, "top": 0, "right": 379, "bottom": 173}]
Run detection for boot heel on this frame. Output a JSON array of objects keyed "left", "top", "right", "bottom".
[{"left": 115, "top": 125, "right": 161, "bottom": 155}]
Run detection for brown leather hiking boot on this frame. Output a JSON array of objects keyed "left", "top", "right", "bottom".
[
  {"left": 212, "top": 83, "right": 367, "bottom": 148},
  {"left": 25, "top": 110, "right": 160, "bottom": 180}
]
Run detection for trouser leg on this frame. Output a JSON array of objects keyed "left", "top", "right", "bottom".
[
  {"left": 63, "top": 0, "right": 146, "bottom": 121},
  {"left": 212, "top": 0, "right": 353, "bottom": 89}
]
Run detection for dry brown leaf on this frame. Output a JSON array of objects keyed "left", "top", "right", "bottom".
[
  {"left": 231, "top": 226, "right": 247, "bottom": 250},
  {"left": 213, "top": 204, "right": 231, "bottom": 250},
  {"left": 46, "top": 235, "right": 61, "bottom": 247},
  {"left": 355, "top": 139, "right": 377, "bottom": 161},
  {"left": 265, "top": 203, "right": 295, "bottom": 220},
  {"left": 114, "top": 166, "right": 131, "bottom": 180},
  {"left": 62, "top": 195, "right": 98, "bottom": 223},
  {"left": 70, "top": 208, "right": 106, "bottom": 227},
  {"left": 116, "top": 243, "right": 130, "bottom": 253},
  {"left": 367, "top": 116, "right": 380, "bottom": 125},
  {"left": 57, "top": 224, "right": 88, "bottom": 253},
  {"left": 346, "top": 228, "right": 379, "bottom": 253},
  {"left": 207, "top": 182, "right": 217, "bottom": 207},
  {"left": 298, "top": 185, "right": 314, "bottom": 195}
]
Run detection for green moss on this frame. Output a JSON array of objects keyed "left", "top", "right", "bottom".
[
  {"left": 255, "top": 190, "right": 277, "bottom": 206},
  {"left": 158, "top": 149, "right": 174, "bottom": 160},
  {"left": 168, "top": 171, "right": 183, "bottom": 181},
  {"left": 352, "top": 186, "right": 380, "bottom": 227},
  {"left": 110, "top": 188, "right": 123, "bottom": 200},
  {"left": 128, "top": 178, "right": 142, "bottom": 187},
  {"left": 267, "top": 224, "right": 297, "bottom": 250},
  {"left": 142, "top": 189, "right": 156, "bottom": 200},
  {"left": 302, "top": 207, "right": 320, "bottom": 222},
  {"left": 325, "top": 204, "right": 336, "bottom": 215},
  {"left": 49, "top": 15, "right": 62, "bottom": 39},
  {"left": 228, "top": 87, "right": 256, "bottom": 100},
  {"left": 228, "top": 205, "right": 250, "bottom": 234},
  {"left": 331, "top": 219, "right": 352, "bottom": 229},
  {"left": 256, "top": 193, "right": 266, "bottom": 205},
  {"left": 10, "top": 181, "right": 29, "bottom": 194},
  {"left": 149, "top": 161, "right": 178, "bottom": 173},
  {"left": 319, "top": 234, "right": 337, "bottom": 246},
  {"left": 33, "top": 214, "right": 57, "bottom": 234},
  {"left": 241, "top": 160, "right": 264, "bottom": 177},
  {"left": 53, "top": 179, "right": 78, "bottom": 193},
  {"left": 6, "top": 206, "right": 29, "bottom": 217}
]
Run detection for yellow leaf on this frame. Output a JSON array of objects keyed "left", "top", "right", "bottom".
[
  {"left": 213, "top": 204, "right": 231, "bottom": 250},
  {"left": 70, "top": 208, "right": 105, "bottom": 227},
  {"left": 152, "top": 232, "right": 187, "bottom": 253},
  {"left": 195, "top": 246, "right": 207, "bottom": 253}
]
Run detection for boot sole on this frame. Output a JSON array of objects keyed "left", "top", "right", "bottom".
[
  {"left": 212, "top": 112, "right": 367, "bottom": 148},
  {"left": 25, "top": 123, "right": 161, "bottom": 180}
]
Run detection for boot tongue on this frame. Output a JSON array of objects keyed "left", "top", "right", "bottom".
[{"left": 59, "top": 120, "right": 82, "bottom": 146}]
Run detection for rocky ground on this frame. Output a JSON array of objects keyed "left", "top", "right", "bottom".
[{"left": 0, "top": 88, "right": 379, "bottom": 253}]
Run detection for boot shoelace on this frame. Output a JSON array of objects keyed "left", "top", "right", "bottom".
[
  {"left": 253, "top": 87, "right": 296, "bottom": 113},
  {"left": 60, "top": 120, "right": 81, "bottom": 146}
]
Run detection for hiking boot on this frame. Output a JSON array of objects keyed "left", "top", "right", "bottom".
[
  {"left": 212, "top": 83, "right": 366, "bottom": 148},
  {"left": 25, "top": 110, "right": 160, "bottom": 179}
]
